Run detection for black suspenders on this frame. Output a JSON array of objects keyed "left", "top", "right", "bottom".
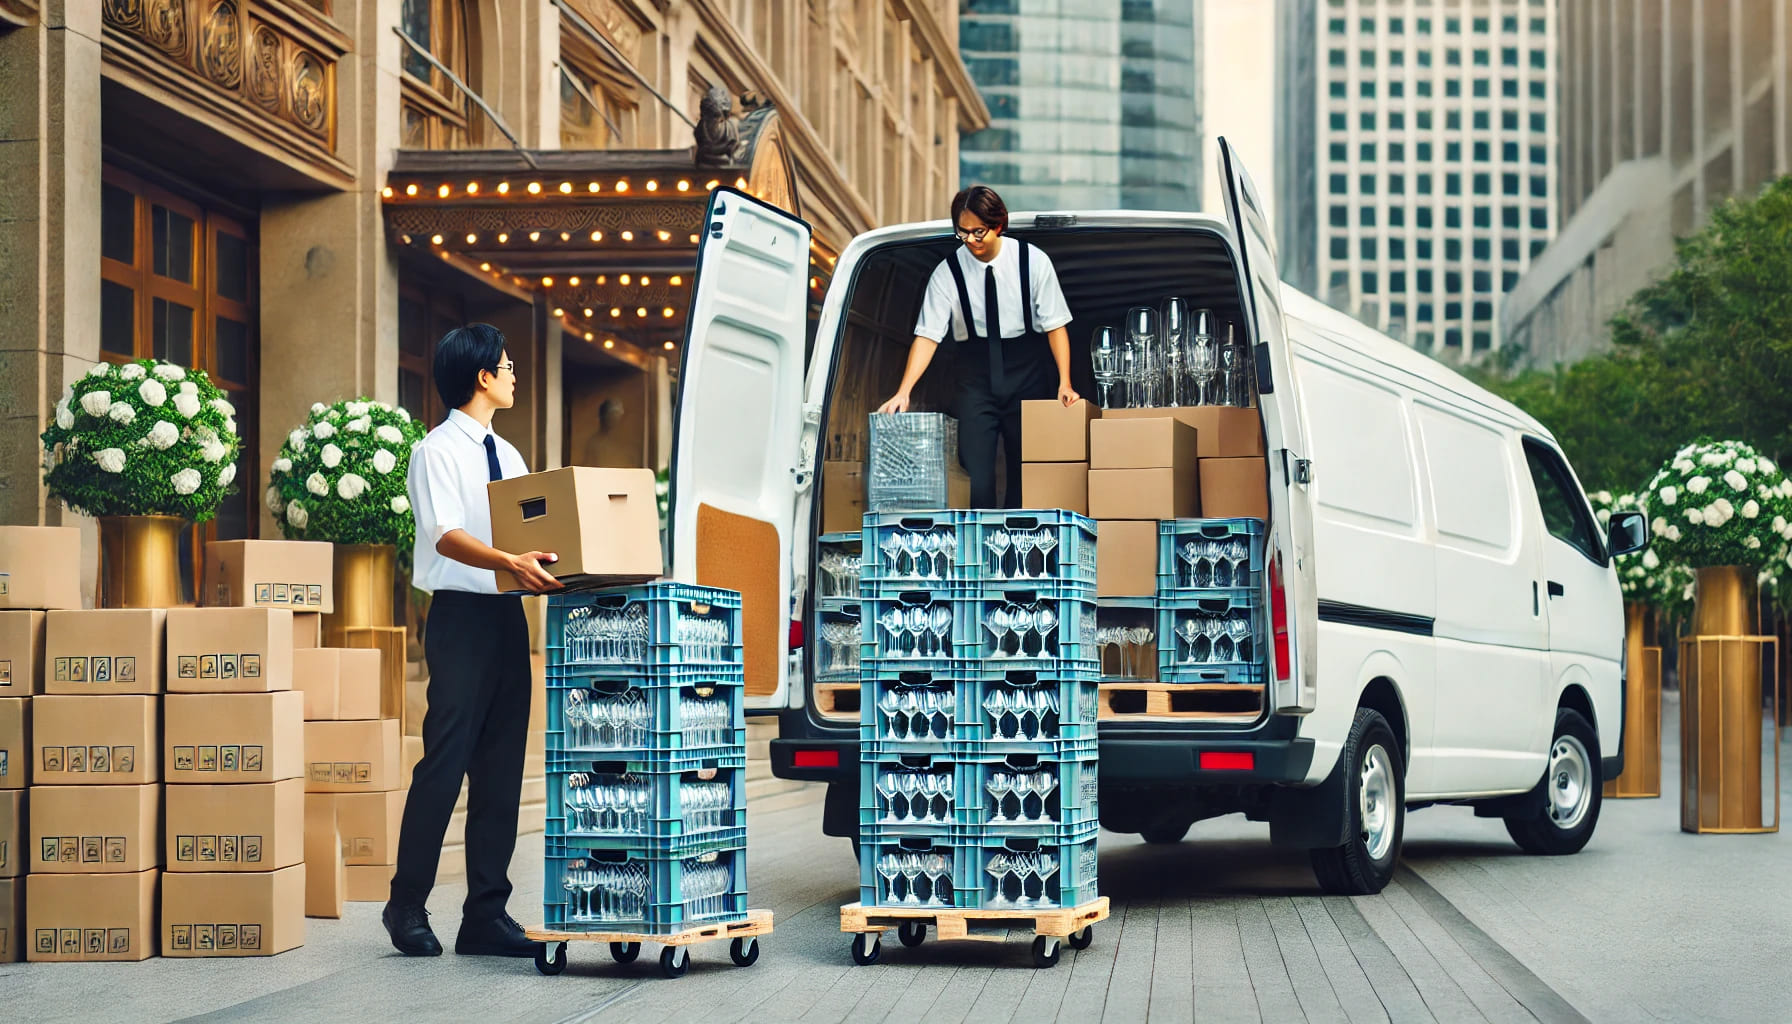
[{"left": 942, "top": 239, "right": 1038, "bottom": 342}]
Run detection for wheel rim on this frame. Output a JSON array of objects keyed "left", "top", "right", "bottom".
[
  {"left": 1359, "top": 743, "right": 1397, "bottom": 862},
  {"left": 1546, "top": 734, "right": 1593, "bottom": 830}
]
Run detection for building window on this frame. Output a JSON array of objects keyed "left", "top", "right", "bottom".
[
  {"left": 1502, "top": 79, "right": 1519, "bottom": 98},
  {"left": 1502, "top": 110, "right": 1520, "bottom": 131},
  {"left": 1330, "top": 80, "right": 1347, "bottom": 98},
  {"left": 1361, "top": 112, "right": 1377, "bottom": 130},
  {"left": 1418, "top": 303, "right": 1434, "bottom": 321},
  {"left": 1390, "top": 237, "right": 1406, "bottom": 259},
  {"left": 1390, "top": 81, "right": 1405, "bottom": 98},
  {"left": 1446, "top": 271, "right": 1462, "bottom": 292},
  {"left": 1503, "top": 141, "right": 1520, "bottom": 161},
  {"left": 1417, "top": 238, "right": 1433, "bottom": 259},
  {"left": 1331, "top": 237, "right": 1349, "bottom": 259},
  {"left": 1473, "top": 206, "right": 1491, "bottom": 227},
  {"left": 1502, "top": 173, "right": 1519, "bottom": 195},
  {"left": 1330, "top": 173, "right": 1348, "bottom": 194},
  {"left": 1530, "top": 17, "right": 1545, "bottom": 33},
  {"left": 1503, "top": 238, "right": 1521, "bottom": 260},
  {"left": 1474, "top": 272, "right": 1492, "bottom": 293},
  {"left": 1361, "top": 142, "right": 1377, "bottom": 160},
  {"left": 1418, "top": 17, "right": 1431, "bottom": 33},
  {"left": 1417, "top": 79, "right": 1433, "bottom": 96},
  {"left": 400, "top": 0, "right": 476, "bottom": 149},
  {"left": 1329, "top": 48, "right": 1346, "bottom": 67},
  {"left": 1418, "top": 111, "right": 1433, "bottom": 130},
  {"left": 1389, "top": 142, "right": 1405, "bottom": 161},
  {"left": 1446, "top": 17, "right": 1460, "bottom": 32},
  {"left": 1330, "top": 113, "right": 1348, "bottom": 131},
  {"left": 1389, "top": 112, "right": 1405, "bottom": 130},
  {"left": 1447, "top": 47, "right": 1461, "bottom": 65},
  {"left": 1360, "top": 80, "right": 1377, "bottom": 98},
  {"left": 1530, "top": 175, "right": 1547, "bottom": 197},
  {"left": 1446, "top": 238, "right": 1462, "bottom": 260},
  {"left": 1360, "top": 174, "right": 1377, "bottom": 195},
  {"left": 560, "top": 30, "right": 638, "bottom": 151},
  {"left": 1445, "top": 328, "right": 1463, "bottom": 347},
  {"left": 1447, "top": 111, "right": 1461, "bottom": 129},
  {"left": 1531, "top": 145, "right": 1548, "bottom": 165},
  {"left": 1389, "top": 174, "right": 1405, "bottom": 195},
  {"left": 1530, "top": 112, "right": 1546, "bottom": 132},
  {"left": 1417, "top": 142, "right": 1433, "bottom": 160},
  {"left": 1389, "top": 207, "right": 1405, "bottom": 227},
  {"left": 1447, "top": 141, "right": 1462, "bottom": 161},
  {"left": 1531, "top": 207, "right": 1549, "bottom": 229},
  {"left": 1474, "top": 111, "right": 1491, "bottom": 130},
  {"left": 1501, "top": 206, "right": 1519, "bottom": 228},
  {"left": 1360, "top": 207, "right": 1377, "bottom": 227},
  {"left": 1445, "top": 207, "right": 1462, "bottom": 228},
  {"left": 1502, "top": 47, "right": 1518, "bottom": 66},
  {"left": 1473, "top": 331, "right": 1492, "bottom": 351},
  {"left": 1446, "top": 301, "right": 1462, "bottom": 319},
  {"left": 1530, "top": 48, "right": 1547, "bottom": 69},
  {"left": 99, "top": 166, "right": 260, "bottom": 599},
  {"left": 1473, "top": 79, "right": 1489, "bottom": 97},
  {"left": 1362, "top": 271, "right": 1378, "bottom": 294},
  {"left": 1328, "top": 18, "right": 1346, "bottom": 34},
  {"left": 1418, "top": 269, "right": 1434, "bottom": 290},
  {"left": 1390, "top": 16, "right": 1403, "bottom": 33},
  {"left": 1330, "top": 205, "right": 1348, "bottom": 227},
  {"left": 1473, "top": 141, "right": 1490, "bottom": 161},
  {"left": 1446, "top": 173, "right": 1461, "bottom": 195},
  {"left": 1473, "top": 17, "right": 1489, "bottom": 33},
  {"left": 1360, "top": 49, "right": 1376, "bottom": 67},
  {"left": 1360, "top": 237, "right": 1378, "bottom": 260},
  {"left": 1390, "top": 271, "right": 1407, "bottom": 292},
  {"left": 1419, "top": 50, "right": 1433, "bottom": 67},
  {"left": 1472, "top": 238, "right": 1490, "bottom": 259},
  {"left": 1417, "top": 208, "right": 1433, "bottom": 229},
  {"left": 1446, "top": 80, "right": 1461, "bottom": 97},
  {"left": 1503, "top": 271, "right": 1520, "bottom": 290},
  {"left": 1473, "top": 48, "right": 1489, "bottom": 66},
  {"left": 1390, "top": 49, "right": 1405, "bottom": 66},
  {"left": 1329, "top": 142, "right": 1347, "bottom": 161}
]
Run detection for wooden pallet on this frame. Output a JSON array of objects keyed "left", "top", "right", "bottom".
[
  {"left": 813, "top": 682, "right": 860, "bottom": 719},
  {"left": 840, "top": 897, "right": 1108, "bottom": 942},
  {"left": 1098, "top": 682, "right": 1262, "bottom": 720},
  {"left": 529, "top": 908, "right": 772, "bottom": 947}
]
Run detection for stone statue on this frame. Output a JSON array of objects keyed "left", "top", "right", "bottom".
[{"left": 694, "top": 84, "right": 743, "bottom": 167}]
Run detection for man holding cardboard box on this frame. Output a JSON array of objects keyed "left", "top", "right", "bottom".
[{"left": 385, "top": 324, "right": 559, "bottom": 960}]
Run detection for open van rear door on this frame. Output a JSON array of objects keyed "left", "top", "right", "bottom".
[
  {"left": 669, "top": 188, "right": 810, "bottom": 710},
  {"left": 1218, "top": 138, "right": 1318, "bottom": 714}
]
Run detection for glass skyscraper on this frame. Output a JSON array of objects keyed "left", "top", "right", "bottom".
[{"left": 959, "top": 1, "right": 1201, "bottom": 212}]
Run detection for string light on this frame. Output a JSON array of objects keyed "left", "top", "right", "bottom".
[
  {"left": 663, "top": 340, "right": 676, "bottom": 350},
  {"left": 480, "top": 262, "right": 491, "bottom": 271},
  {"left": 437, "top": 184, "right": 451, "bottom": 198},
  {"left": 810, "top": 277, "right": 819, "bottom": 289},
  {"left": 590, "top": 231, "right": 603, "bottom": 242},
  {"left": 404, "top": 184, "right": 418, "bottom": 196},
  {"left": 553, "top": 307, "right": 565, "bottom": 317},
  {"left": 689, "top": 234, "right": 699, "bottom": 244},
  {"left": 610, "top": 307, "right": 621, "bottom": 318},
  {"left": 527, "top": 181, "right": 542, "bottom": 194},
  {"left": 596, "top": 275, "right": 607, "bottom": 285},
  {"left": 560, "top": 232, "right": 571, "bottom": 242},
  {"left": 670, "top": 275, "right": 683, "bottom": 286},
  {"left": 620, "top": 274, "right": 631, "bottom": 285},
  {"left": 662, "top": 307, "right": 674, "bottom": 318},
  {"left": 636, "top": 307, "right": 647, "bottom": 318},
  {"left": 676, "top": 180, "right": 691, "bottom": 192},
  {"left": 583, "top": 308, "right": 594, "bottom": 318},
  {"left": 400, "top": 234, "right": 413, "bottom": 244},
  {"left": 641, "top": 275, "right": 651, "bottom": 286},
  {"left": 569, "top": 276, "right": 581, "bottom": 286},
  {"left": 467, "top": 182, "right": 479, "bottom": 194},
  {"left": 529, "top": 231, "right": 541, "bottom": 242},
  {"left": 541, "top": 276, "right": 554, "bottom": 287},
  {"left": 657, "top": 230, "right": 671, "bottom": 241},
  {"left": 646, "top": 180, "right": 659, "bottom": 191},
  {"left": 587, "top": 182, "right": 600, "bottom": 192},
  {"left": 584, "top": 331, "right": 594, "bottom": 341},
  {"left": 430, "top": 234, "right": 443, "bottom": 245},
  {"left": 705, "top": 180, "right": 719, "bottom": 190},
  {"left": 558, "top": 182, "right": 572, "bottom": 194},
  {"left": 498, "top": 233, "right": 509, "bottom": 244},
  {"left": 615, "top": 180, "right": 629, "bottom": 192},
  {"left": 603, "top": 339, "right": 615, "bottom": 349},
  {"left": 735, "top": 177, "right": 747, "bottom": 189},
  {"left": 621, "top": 231, "right": 634, "bottom": 241},
  {"left": 382, "top": 186, "right": 394, "bottom": 198},
  {"left": 466, "top": 233, "right": 478, "bottom": 244},
  {"left": 497, "top": 182, "right": 510, "bottom": 194}
]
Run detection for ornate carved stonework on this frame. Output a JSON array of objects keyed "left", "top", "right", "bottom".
[
  {"left": 102, "top": 0, "right": 347, "bottom": 176},
  {"left": 565, "top": 0, "right": 641, "bottom": 64},
  {"left": 0, "top": 0, "right": 39, "bottom": 30}
]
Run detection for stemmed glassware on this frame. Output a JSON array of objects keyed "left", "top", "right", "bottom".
[
  {"left": 980, "top": 600, "right": 1062, "bottom": 658},
  {"left": 1219, "top": 323, "right": 1253, "bottom": 407},
  {"left": 1125, "top": 306, "right": 1160, "bottom": 408},
  {"left": 985, "top": 769, "right": 1060, "bottom": 823},
  {"left": 1172, "top": 610, "right": 1256, "bottom": 664},
  {"left": 561, "top": 603, "right": 731, "bottom": 665},
  {"left": 983, "top": 685, "right": 1063, "bottom": 740},
  {"left": 819, "top": 549, "right": 862, "bottom": 597},
  {"left": 1162, "top": 297, "right": 1190, "bottom": 407},
  {"left": 875, "top": 768, "right": 954, "bottom": 823},
  {"left": 1190, "top": 308, "right": 1218, "bottom": 406},
  {"left": 877, "top": 683, "right": 953, "bottom": 739},
  {"left": 1090, "top": 326, "right": 1121, "bottom": 409},
  {"left": 876, "top": 600, "right": 953, "bottom": 658},
  {"left": 985, "top": 851, "right": 1061, "bottom": 908},
  {"left": 819, "top": 619, "right": 861, "bottom": 677},
  {"left": 984, "top": 527, "right": 1067, "bottom": 579},
  {"left": 1174, "top": 536, "right": 1253, "bottom": 589},
  {"left": 876, "top": 852, "right": 953, "bottom": 905},
  {"left": 874, "top": 527, "right": 954, "bottom": 581},
  {"left": 1095, "top": 625, "right": 1156, "bottom": 678}
]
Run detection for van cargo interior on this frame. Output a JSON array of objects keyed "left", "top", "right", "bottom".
[{"left": 810, "top": 226, "right": 1269, "bottom": 723}]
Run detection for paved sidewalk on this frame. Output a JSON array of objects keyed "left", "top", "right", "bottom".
[{"left": 4, "top": 694, "right": 1787, "bottom": 1023}]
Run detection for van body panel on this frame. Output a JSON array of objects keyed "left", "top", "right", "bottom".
[{"left": 670, "top": 188, "right": 811, "bottom": 709}]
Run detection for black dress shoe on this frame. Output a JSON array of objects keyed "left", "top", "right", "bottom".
[
  {"left": 456, "top": 912, "right": 543, "bottom": 958},
  {"left": 383, "top": 901, "right": 443, "bottom": 957}
]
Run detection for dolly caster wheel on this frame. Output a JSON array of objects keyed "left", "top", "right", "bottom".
[
  {"left": 730, "top": 936, "right": 760, "bottom": 967},
  {"left": 659, "top": 944, "right": 689, "bottom": 979},
  {"left": 609, "top": 941, "right": 640, "bottom": 964},
  {"left": 1032, "top": 935, "right": 1062, "bottom": 968},
  {"left": 851, "top": 932, "right": 881, "bottom": 965},
  {"left": 535, "top": 942, "right": 567, "bottom": 976},
  {"left": 1068, "top": 926, "right": 1094, "bottom": 950},
  {"left": 897, "top": 921, "right": 927, "bottom": 947}
]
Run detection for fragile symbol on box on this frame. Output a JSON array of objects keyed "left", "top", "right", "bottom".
[
  {"left": 173, "top": 833, "right": 266, "bottom": 863},
  {"left": 172, "top": 923, "right": 264, "bottom": 952}
]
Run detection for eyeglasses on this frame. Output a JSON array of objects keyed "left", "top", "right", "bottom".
[
  {"left": 954, "top": 225, "right": 994, "bottom": 242},
  {"left": 492, "top": 359, "right": 516, "bottom": 374}
]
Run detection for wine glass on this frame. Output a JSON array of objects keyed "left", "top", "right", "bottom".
[
  {"left": 1118, "top": 330, "right": 1141, "bottom": 409},
  {"left": 1191, "top": 308, "right": 1218, "bottom": 405},
  {"left": 1162, "top": 297, "right": 1189, "bottom": 406},
  {"left": 1090, "top": 326, "right": 1121, "bottom": 409},
  {"left": 1125, "top": 306, "right": 1160, "bottom": 408},
  {"left": 1220, "top": 323, "right": 1251, "bottom": 407}
]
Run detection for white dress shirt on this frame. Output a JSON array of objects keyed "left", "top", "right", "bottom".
[
  {"left": 912, "top": 240, "right": 1074, "bottom": 343},
  {"left": 408, "top": 408, "right": 529, "bottom": 595}
]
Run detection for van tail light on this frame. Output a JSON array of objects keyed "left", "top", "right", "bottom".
[
  {"left": 789, "top": 618, "right": 804, "bottom": 650},
  {"left": 792, "top": 749, "right": 838, "bottom": 769},
  {"left": 1268, "top": 554, "right": 1291, "bottom": 682},
  {"left": 1200, "top": 751, "right": 1255, "bottom": 771}
]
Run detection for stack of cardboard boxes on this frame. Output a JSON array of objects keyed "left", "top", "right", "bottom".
[
  {"left": 1020, "top": 399, "right": 1101, "bottom": 515},
  {"left": 0, "top": 526, "right": 84, "bottom": 963},
  {"left": 296, "top": 645, "right": 400, "bottom": 910},
  {"left": 162, "top": 607, "right": 307, "bottom": 957}
]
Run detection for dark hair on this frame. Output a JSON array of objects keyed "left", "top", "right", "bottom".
[
  {"left": 951, "top": 185, "right": 1008, "bottom": 233},
  {"left": 432, "top": 322, "right": 507, "bottom": 410}
]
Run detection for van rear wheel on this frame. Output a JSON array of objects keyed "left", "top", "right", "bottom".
[
  {"left": 1504, "top": 708, "right": 1601, "bottom": 855},
  {"left": 1310, "top": 708, "right": 1404, "bottom": 896}
]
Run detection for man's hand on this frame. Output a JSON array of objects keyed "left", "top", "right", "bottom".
[
  {"left": 1058, "top": 383, "right": 1082, "bottom": 407},
  {"left": 877, "top": 391, "right": 912, "bottom": 415},
  {"left": 507, "top": 551, "right": 563, "bottom": 593}
]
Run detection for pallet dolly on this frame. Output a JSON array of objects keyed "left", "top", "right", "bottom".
[
  {"left": 839, "top": 897, "right": 1108, "bottom": 968},
  {"left": 528, "top": 909, "right": 773, "bottom": 979}
]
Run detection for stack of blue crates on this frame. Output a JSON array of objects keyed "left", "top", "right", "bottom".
[
  {"left": 1156, "top": 519, "right": 1267, "bottom": 685},
  {"left": 857, "top": 510, "right": 1101, "bottom": 913},
  {"left": 541, "top": 583, "right": 749, "bottom": 935}
]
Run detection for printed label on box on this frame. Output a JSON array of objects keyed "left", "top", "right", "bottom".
[
  {"left": 36, "top": 926, "right": 131, "bottom": 958},
  {"left": 175, "top": 834, "right": 265, "bottom": 864},
  {"left": 170, "top": 923, "right": 264, "bottom": 952},
  {"left": 200, "top": 657, "right": 218, "bottom": 680},
  {"left": 175, "top": 744, "right": 264, "bottom": 775},
  {"left": 90, "top": 658, "right": 110, "bottom": 684},
  {"left": 89, "top": 746, "right": 109, "bottom": 773},
  {"left": 66, "top": 747, "right": 84, "bottom": 773},
  {"left": 242, "top": 655, "right": 261, "bottom": 679},
  {"left": 114, "top": 746, "right": 135, "bottom": 773},
  {"left": 173, "top": 747, "right": 195, "bottom": 771},
  {"left": 178, "top": 657, "right": 198, "bottom": 680},
  {"left": 253, "top": 584, "right": 271, "bottom": 603},
  {"left": 42, "top": 747, "right": 63, "bottom": 772}
]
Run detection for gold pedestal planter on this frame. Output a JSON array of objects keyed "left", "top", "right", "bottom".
[
  {"left": 1605, "top": 601, "right": 1663, "bottom": 798},
  {"left": 96, "top": 515, "right": 186, "bottom": 609},
  {"left": 1678, "top": 566, "right": 1781, "bottom": 834},
  {"left": 322, "top": 543, "right": 395, "bottom": 646}
]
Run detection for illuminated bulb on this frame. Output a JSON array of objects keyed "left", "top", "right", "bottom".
[
  {"left": 610, "top": 307, "right": 621, "bottom": 318},
  {"left": 529, "top": 231, "right": 541, "bottom": 242},
  {"left": 479, "top": 262, "right": 491, "bottom": 271},
  {"left": 437, "top": 184, "right": 451, "bottom": 198},
  {"left": 587, "top": 182, "right": 600, "bottom": 192},
  {"left": 527, "top": 181, "right": 542, "bottom": 194},
  {"left": 498, "top": 233, "right": 509, "bottom": 244},
  {"left": 620, "top": 274, "right": 631, "bottom": 285},
  {"left": 590, "top": 230, "right": 604, "bottom": 242},
  {"left": 430, "top": 234, "right": 443, "bottom": 245},
  {"left": 559, "top": 182, "right": 572, "bottom": 194},
  {"left": 689, "top": 234, "right": 699, "bottom": 244},
  {"left": 676, "top": 180, "right": 690, "bottom": 192},
  {"left": 584, "top": 331, "right": 594, "bottom": 341},
  {"left": 560, "top": 232, "right": 571, "bottom": 242},
  {"left": 400, "top": 234, "right": 413, "bottom": 244},
  {"left": 615, "top": 180, "right": 629, "bottom": 192},
  {"left": 657, "top": 230, "right": 670, "bottom": 241},
  {"left": 735, "top": 177, "right": 747, "bottom": 189},
  {"left": 662, "top": 307, "right": 674, "bottom": 318},
  {"left": 569, "top": 276, "right": 580, "bottom": 286},
  {"left": 641, "top": 276, "right": 651, "bottom": 285},
  {"left": 596, "top": 275, "right": 606, "bottom": 284},
  {"left": 497, "top": 182, "right": 510, "bottom": 194},
  {"left": 670, "top": 275, "right": 683, "bottom": 286},
  {"left": 381, "top": 186, "right": 394, "bottom": 198},
  {"left": 706, "top": 180, "right": 720, "bottom": 190},
  {"left": 663, "top": 341, "right": 676, "bottom": 350},
  {"left": 621, "top": 231, "right": 634, "bottom": 241},
  {"left": 636, "top": 307, "right": 647, "bottom": 318},
  {"left": 466, "top": 233, "right": 478, "bottom": 244},
  {"left": 404, "top": 184, "right": 418, "bottom": 196},
  {"left": 542, "top": 277, "right": 554, "bottom": 287},
  {"left": 603, "top": 339, "right": 615, "bottom": 349},
  {"left": 467, "top": 182, "right": 479, "bottom": 194},
  {"left": 811, "top": 277, "right": 818, "bottom": 289},
  {"left": 646, "top": 180, "right": 659, "bottom": 191},
  {"left": 583, "top": 308, "right": 593, "bottom": 318},
  {"left": 553, "top": 307, "right": 565, "bottom": 317}
]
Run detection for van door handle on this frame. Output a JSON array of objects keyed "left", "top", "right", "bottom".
[{"left": 1547, "top": 580, "right": 1565, "bottom": 598}]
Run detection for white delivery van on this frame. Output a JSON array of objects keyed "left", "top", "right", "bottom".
[{"left": 666, "top": 141, "right": 1650, "bottom": 895}]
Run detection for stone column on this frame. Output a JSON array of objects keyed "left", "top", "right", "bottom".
[
  {"left": 0, "top": 4, "right": 104, "bottom": 595},
  {"left": 255, "top": 0, "right": 403, "bottom": 537}
]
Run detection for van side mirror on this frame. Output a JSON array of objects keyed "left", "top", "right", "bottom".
[{"left": 1607, "top": 510, "right": 1648, "bottom": 558}]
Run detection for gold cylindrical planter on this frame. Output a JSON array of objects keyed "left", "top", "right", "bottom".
[
  {"left": 322, "top": 543, "right": 395, "bottom": 646},
  {"left": 1678, "top": 633, "right": 1780, "bottom": 834},
  {"left": 96, "top": 515, "right": 186, "bottom": 609},
  {"left": 1692, "top": 565, "right": 1756, "bottom": 635},
  {"left": 1605, "top": 603, "right": 1663, "bottom": 798}
]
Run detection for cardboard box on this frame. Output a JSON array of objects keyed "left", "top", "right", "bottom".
[
  {"left": 34, "top": 694, "right": 157, "bottom": 785},
  {"left": 822, "top": 461, "right": 867, "bottom": 535},
  {"left": 165, "top": 692, "right": 305, "bottom": 784},
  {"left": 166, "top": 607, "right": 295, "bottom": 694},
  {"left": 403, "top": 735, "right": 424, "bottom": 788},
  {"left": 1089, "top": 417, "right": 1199, "bottom": 471},
  {"left": 0, "top": 876, "right": 19, "bottom": 962},
  {"left": 166, "top": 779, "right": 305, "bottom": 872},
  {"left": 304, "top": 793, "right": 345, "bottom": 919},
  {"left": 0, "top": 611, "right": 45, "bottom": 696},
  {"left": 1103, "top": 406, "right": 1264, "bottom": 459},
  {"left": 163, "top": 864, "right": 305, "bottom": 957},
  {"left": 0, "top": 790, "right": 20, "bottom": 878},
  {"left": 0, "top": 697, "right": 26, "bottom": 790},
  {"left": 345, "top": 862, "right": 393, "bottom": 903},
  {"left": 487, "top": 467, "right": 663, "bottom": 592},
  {"left": 334, "top": 790, "right": 404, "bottom": 865},
  {"left": 1097, "top": 520, "right": 1160, "bottom": 598},
  {"left": 204, "top": 539, "right": 334, "bottom": 613},
  {"left": 1021, "top": 463, "right": 1090, "bottom": 516},
  {"left": 1200, "top": 457, "right": 1270, "bottom": 521},
  {"left": 45, "top": 609, "right": 165, "bottom": 696},
  {"left": 293, "top": 612, "right": 322, "bottom": 650},
  {"left": 30, "top": 784, "right": 160, "bottom": 873},
  {"left": 304, "top": 719, "right": 401, "bottom": 793},
  {"left": 1022, "top": 399, "right": 1101, "bottom": 462},
  {"left": 293, "top": 648, "right": 382, "bottom": 721},
  {"left": 344, "top": 626, "right": 407, "bottom": 728},
  {"left": 0, "top": 526, "right": 82, "bottom": 611},
  {"left": 1088, "top": 466, "right": 1200, "bottom": 520},
  {"left": 27, "top": 868, "right": 156, "bottom": 962}
]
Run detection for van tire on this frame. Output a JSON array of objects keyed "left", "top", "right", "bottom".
[
  {"left": 1140, "top": 823, "right": 1191, "bottom": 845},
  {"left": 1309, "top": 708, "right": 1404, "bottom": 896},
  {"left": 1504, "top": 708, "right": 1601, "bottom": 855}
]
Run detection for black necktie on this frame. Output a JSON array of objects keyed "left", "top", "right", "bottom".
[
  {"left": 484, "top": 434, "right": 503, "bottom": 482},
  {"left": 984, "top": 264, "right": 1004, "bottom": 394}
]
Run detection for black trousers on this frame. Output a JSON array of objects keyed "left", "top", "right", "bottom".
[
  {"left": 391, "top": 589, "right": 531, "bottom": 921},
  {"left": 957, "top": 331, "right": 1057, "bottom": 509}
]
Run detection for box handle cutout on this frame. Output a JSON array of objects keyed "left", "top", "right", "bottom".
[{"left": 519, "top": 498, "right": 548, "bottom": 521}]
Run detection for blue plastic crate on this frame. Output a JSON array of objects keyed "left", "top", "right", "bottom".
[
  {"left": 546, "top": 669, "right": 744, "bottom": 756},
  {"left": 966, "top": 510, "right": 1098, "bottom": 587},
  {"left": 544, "top": 843, "right": 747, "bottom": 935},
  {"left": 860, "top": 755, "right": 1099, "bottom": 836},
  {"left": 961, "top": 670, "right": 1101, "bottom": 745},
  {"left": 857, "top": 834, "right": 977, "bottom": 909},
  {"left": 859, "top": 669, "right": 977, "bottom": 749},
  {"left": 1157, "top": 592, "right": 1265, "bottom": 680},
  {"left": 547, "top": 745, "right": 746, "bottom": 776},
  {"left": 547, "top": 583, "right": 742, "bottom": 671},
  {"left": 813, "top": 604, "right": 863, "bottom": 684},
  {"left": 547, "top": 766, "right": 745, "bottom": 843},
  {"left": 860, "top": 590, "right": 975, "bottom": 661},
  {"left": 856, "top": 830, "right": 1100, "bottom": 910},
  {"left": 960, "top": 581, "right": 1099, "bottom": 666},
  {"left": 1157, "top": 518, "right": 1265, "bottom": 595},
  {"left": 860, "top": 511, "right": 980, "bottom": 587}
]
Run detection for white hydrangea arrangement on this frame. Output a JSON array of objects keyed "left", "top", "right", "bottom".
[
  {"left": 266, "top": 398, "right": 426, "bottom": 559},
  {"left": 40, "top": 359, "right": 241, "bottom": 522},
  {"left": 1641, "top": 439, "right": 1792, "bottom": 572}
]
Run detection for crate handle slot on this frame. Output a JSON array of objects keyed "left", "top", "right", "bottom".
[
  {"left": 1004, "top": 515, "right": 1042, "bottom": 530},
  {"left": 897, "top": 838, "right": 937, "bottom": 852},
  {"left": 584, "top": 678, "right": 635, "bottom": 697},
  {"left": 897, "top": 516, "right": 940, "bottom": 530},
  {"left": 1001, "top": 838, "right": 1041, "bottom": 853},
  {"left": 1000, "top": 670, "right": 1042, "bottom": 687},
  {"left": 1002, "top": 754, "right": 1041, "bottom": 771},
  {"left": 898, "top": 754, "right": 936, "bottom": 769}
]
